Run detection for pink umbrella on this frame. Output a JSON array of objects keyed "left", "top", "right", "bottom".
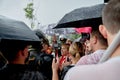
[{"left": 75, "top": 27, "right": 92, "bottom": 34}]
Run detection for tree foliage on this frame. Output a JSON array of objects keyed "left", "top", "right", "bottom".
[
  {"left": 68, "top": 34, "right": 81, "bottom": 41},
  {"left": 24, "top": 3, "right": 34, "bottom": 19},
  {"left": 24, "top": 2, "right": 35, "bottom": 28}
]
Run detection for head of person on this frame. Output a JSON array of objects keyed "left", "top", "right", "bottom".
[
  {"left": 42, "top": 41, "right": 52, "bottom": 54},
  {"left": 66, "top": 38, "right": 73, "bottom": 45},
  {"left": 59, "top": 35, "right": 67, "bottom": 44},
  {"left": 61, "top": 43, "right": 70, "bottom": 56},
  {"left": 42, "top": 42, "right": 50, "bottom": 51},
  {"left": 69, "top": 42, "right": 84, "bottom": 64},
  {"left": 89, "top": 29, "right": 108, "bottom": 52},
  {"left": 84, "top": 39, "right": 92, "bottom": 55},
  {"left": 0, "top": 39, "right": 30, "bottom": 64},
  {"left": 99, "top": 0, "right": 120, "bottom": 45}
]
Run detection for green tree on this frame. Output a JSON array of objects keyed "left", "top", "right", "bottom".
[{"left": 24, "top": 2, "right": 35, "bottom": 28}]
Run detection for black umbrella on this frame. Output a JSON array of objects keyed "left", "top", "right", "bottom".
[
  {"left": 104, "top": 0, "right": 109, "bottom": 3},
  {"left": 53, "top": 3, "right": 105, "bottom": 29},
  {"left": 0, "top": 15, "right": 40, "bottom": 42},
  {"left": 33, "top": 29, "right": 49, "bottom": 43}
]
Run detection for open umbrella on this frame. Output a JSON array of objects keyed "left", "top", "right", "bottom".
[
  {"left": 53, "top": 3, "right": 105, "bottom": 29},
  {"left": 33, "top": 29, "right": 46, "bottom": 40},
  {"left": 0, "top": 15, "right": 40, "bottom": 42},
  {"left": 75, "top": 27, "right": 92, "bottom": 34},
  {"left": 33, "top": 29, "right": 49, "bottom": 43}
]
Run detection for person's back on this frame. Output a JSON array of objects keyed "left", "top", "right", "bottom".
[
  {"left": 64, "top": 56, "right": 120, "bottom": 80},
  {"left": 38, "top": 52, "right": 53, "bottom": 80},
  {"left": 0, "top": 64, "right": 45, "bottom": 80}
]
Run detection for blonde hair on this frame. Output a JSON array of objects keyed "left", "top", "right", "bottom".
[{"left": 69, "top": 42, "right": 84, "bottom": 59}]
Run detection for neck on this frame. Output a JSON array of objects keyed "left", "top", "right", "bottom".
[
  {"left": 72, "top": 59, "right": 77, "bottom": 64},
  {"left": 107, "top": 33, "right": 120, "bottom": 58},
  {"left": 110, "top": 46, "right": 120, "bottom": 58},
  {"left": 93, "top": 43, "right": 107, "bottom": 52},
  {"left": 9, "top": 58, "right": 25, "bottom": 64}
]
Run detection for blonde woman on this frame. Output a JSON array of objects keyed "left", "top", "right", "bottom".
[
  {"left": 69, "top": 42, "right": 84, "bottom": 65},
  {"left": 59, "top": 42, "right": 84, "bottom": 80}
]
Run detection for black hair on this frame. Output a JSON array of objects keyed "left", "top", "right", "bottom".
[
  {"left": 0, "top": 39, "right": 29, "bottom": 61},
  {"left": 80, "top": 33, "right": 90, "bottom": 43}
]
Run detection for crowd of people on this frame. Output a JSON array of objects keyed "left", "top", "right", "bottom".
[{"left": 0, "top": 0, "right": 120, "bottom": 80}]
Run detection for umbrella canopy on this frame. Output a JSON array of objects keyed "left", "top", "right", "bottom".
[
  {"left": 33, "top": 29, "right": 49, "bottom": 43},
  {"left": 75, "top": 27, "right": 92, "bottom": 34},
  {"left": 33, "top": 29, "right": 46, "bottom": 40},
  {"left": 0, "top": 15, "right": 40, "bottom": 42},
  {"left": 45, "top": 24, "right": 76, "bottom": 35},
  {"left": 53, "top": 3, "right": 105, "bottom": 29}
]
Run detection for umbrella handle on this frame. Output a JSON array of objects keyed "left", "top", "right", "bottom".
[
  {"left": 99, "top": 30, "right": 120, "bottom": 63},
  {"left": 0, "top": 51, "right": 8, "bottom": 70}
]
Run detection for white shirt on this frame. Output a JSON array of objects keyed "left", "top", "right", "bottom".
[{"left": 64, "top": 56, "right": 120, "bottom": 80}]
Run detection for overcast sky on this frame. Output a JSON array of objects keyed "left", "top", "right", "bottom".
[{"left": 0, "top": 0, "right": 103, "bottom": 27}]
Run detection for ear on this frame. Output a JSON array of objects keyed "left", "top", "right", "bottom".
[
  {"left": 99, "top": 25, "right": 107, "bottom": 39},
  {"left": 22, "top": 46, "right": 29, "bottom": 58},
  {"left": 93, "top": 36, "right": 97, "bottom": 44}
]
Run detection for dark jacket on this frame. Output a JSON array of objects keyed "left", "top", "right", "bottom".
[
  {"left": 0, "top": 64, "right": 45, "bottom": 80},
  {"left": 28, "top": 52, "right": 54, "bottom": 80}
]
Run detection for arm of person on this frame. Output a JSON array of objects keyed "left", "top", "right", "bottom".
[{"left": 52, "top": 58, "right": 59, "bottom": 80}]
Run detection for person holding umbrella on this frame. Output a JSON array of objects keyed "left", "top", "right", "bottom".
[{"left": 0, "top": 16, "right": 45, "bottom": 80}]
